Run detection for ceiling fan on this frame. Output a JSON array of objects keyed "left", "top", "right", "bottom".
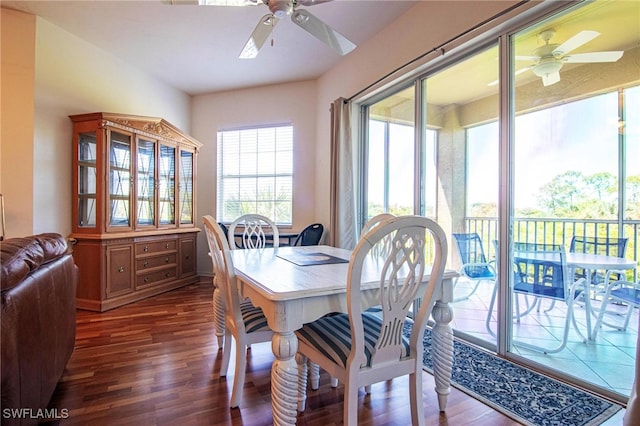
[
  {"left": 169, "top": 0, "right": 356, "bottom": 59},
  {"left": 515, "top": 29, "right": 624, "bottom": 87}
]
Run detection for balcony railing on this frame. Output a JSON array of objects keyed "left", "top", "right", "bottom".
[{"left": 465, "top": 217, "right": 639, "bottom": 281}]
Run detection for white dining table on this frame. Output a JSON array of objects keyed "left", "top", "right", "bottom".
[
  {"left": 230, "top": 244, "right": 458, "bottom": 426},
  {"left": 513, "top": 251, "right": 636, "bottom": 340}
]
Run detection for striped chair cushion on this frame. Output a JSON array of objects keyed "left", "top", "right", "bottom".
[
  {"left": 240, "top": 300, "right": 270, "bottom": 333},
  {"left": 296, "top": 312, "right": 410, "bottom": 368}
]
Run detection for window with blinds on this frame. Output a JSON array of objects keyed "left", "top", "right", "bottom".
[{"left": 217, "top": 124, "right": 293, "bottom": 225}]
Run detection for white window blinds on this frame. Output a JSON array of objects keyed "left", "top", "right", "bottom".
[{"left": 217, "top": 124, "right": 293, "bottom": 224}]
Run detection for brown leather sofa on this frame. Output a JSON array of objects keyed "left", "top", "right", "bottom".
[{"left": 1, "top": 233, "right": 78, "bottom": 425}]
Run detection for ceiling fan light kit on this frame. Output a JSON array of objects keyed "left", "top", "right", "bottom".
[{"left": 513, "top": 28, "right": 623, "bottom": 87}]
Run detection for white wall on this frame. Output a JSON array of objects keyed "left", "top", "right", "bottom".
[
  {"left": 191, "top": 80, "right": 317, "bottom": 274},
  {"left": 32, "top": 18, "right": 192, "bottom": 236},
  {"left": 1, "top": 8, "right": 35, "bottom": 238}
]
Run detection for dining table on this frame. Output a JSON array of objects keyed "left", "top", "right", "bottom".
[{"left": 230, "top": 244, "right": 459, "bottom": 425}]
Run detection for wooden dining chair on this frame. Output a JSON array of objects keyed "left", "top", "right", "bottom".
[
  {"left": 295, "top": 215, "right": 448, "bottom": 425},
  {"left": 227, "top": 214, "right": 279, "bottom": 249},
  {"left": 203, "top": 215, "right": 273, "bottom": 408}
]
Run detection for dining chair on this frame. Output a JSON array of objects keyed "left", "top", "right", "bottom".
[
  {"left": 210, "top": 221, "right": 231, "bottom": 346},
  {"left": 292, "top": 223, "right": 324, "bottom": 246},
  {"left": 361, "top": 213, "right": 395, "bottom": 235},
  {"left": 202, "top": 215, "right": 273, "bottom": 408},
  {"left": 227, "top": 214, "right": 279, "bottom": 250},
  {"left": 361, "top": 213, "right": 395, "bottom": 258},
  {"left": 452, "top": 233, "right": 496, "bottom": 302},
  {"left": 593, "top": 279, "right": 640, "bottom": 339},
  {"left": 511, "top": 242, "right": 586, "bottom": 354},
  {"left": 295, "top": 215, "right": 448, "bottom": 425}
]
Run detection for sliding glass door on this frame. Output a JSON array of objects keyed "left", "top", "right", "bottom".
[
  {"left": 358, "top": 0, "right": 639, "bottom": 402},
  {"left": 508, "top": 1, "right": 639, "bottom": 399}
]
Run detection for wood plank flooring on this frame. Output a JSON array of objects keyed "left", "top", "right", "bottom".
[{"left": 48, "top": 280, "right": 521, "bottom": 425}]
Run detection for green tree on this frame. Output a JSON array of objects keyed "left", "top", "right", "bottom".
[{"left": 536, "top": 171, "right": 585, "bottom": 217}]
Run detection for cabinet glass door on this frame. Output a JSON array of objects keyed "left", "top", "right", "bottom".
[
  {"left": 109, "top": 131, "right": 132, "bottom": 228},
  {"left": 137, "top": 138, "right": 156, "bottom": 226},
  {"left": 159, "top": 144, "right": 176, "bottom": 226},
  {"left": 179, "top": 150, "right": 194, "bottom": 225},
  {"left": 78, "top": 132, "right": 97, "bottom": 227}
]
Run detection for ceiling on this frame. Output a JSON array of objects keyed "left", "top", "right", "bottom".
[{"left": 1, "top": 0, "right": 419, "bottom": 96}]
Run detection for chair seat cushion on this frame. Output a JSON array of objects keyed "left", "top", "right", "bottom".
[
  {"left": 240, "top": 300, "right": 270, "bottom": 333},
  {"left": 295, "top": 312, "right": 409, "bottom": 368}
]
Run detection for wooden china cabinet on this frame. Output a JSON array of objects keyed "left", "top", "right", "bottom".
[{"left": 69, "top": 112, "right": 202, "bottom": 311}]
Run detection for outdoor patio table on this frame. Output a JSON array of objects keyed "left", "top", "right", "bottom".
[{"left": 513, "top": 251, "right": 636, "bottom": 340}]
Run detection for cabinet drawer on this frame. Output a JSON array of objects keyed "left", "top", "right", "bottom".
[
  {"left": 136, "top": 267, "right": 178, "bottom": 288},
  {"left": 135, "top": 239, "right": 177, "bottom": 255},
  {"left": 136, "top": 253, "right": 177, "bottom": 271}
]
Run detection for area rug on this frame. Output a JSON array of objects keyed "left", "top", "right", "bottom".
[{"left": 404, "top": 323, "right": 623, "bottom": 426}]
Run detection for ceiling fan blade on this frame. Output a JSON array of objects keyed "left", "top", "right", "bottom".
[
  {"left": 297, "top": 0, "right": 333, "bottom": 6},
  {"left": 564, "top": 51, "right": 624, "bottom": 63},
  {"left": 165, "top": 0, "right": 261, "bottom": 5},
  {"left": 291, "top": 9, "right": 356, "bottom": 56},
  {"left": 198, "top": 0, "right": 262, "bottom": 5},
  {"left": 542, "top": 71, "right": 560, "bottom": 87},
  {"left": 553, "top": 30, "right": 599, "bottom": 55},
  {"left": 239, "top": 14, "right": 278, "bottom": 59}
]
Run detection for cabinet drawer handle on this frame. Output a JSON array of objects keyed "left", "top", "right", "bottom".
[
  {"left": 165, "top": 243, "right": 170, "bottom": 249},
  {"left": 143, "top": 261, "right": 149, "bottom": 267},
  {"left": 165, "top": 272, "right": 171, "bottom": 278},
  {"left": 143, "top": 245, "right": 149, "bottom": 252},
  {"left": 118, "top": 266, "right": 125, "bottom": 273},
  {"left": 144, "top": 277, "right": 149, "bottom": 283},
  {"left": 165, "top": 257, "right": 170, "bottom": 263}
]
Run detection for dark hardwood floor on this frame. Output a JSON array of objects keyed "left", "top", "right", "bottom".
[{"left": 48, "top": 280, "right": 521, "bottom": 425}]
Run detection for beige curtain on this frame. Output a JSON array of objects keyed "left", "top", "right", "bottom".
[{"left": 328, "top": 98, "right": 358, "bottom": 249}]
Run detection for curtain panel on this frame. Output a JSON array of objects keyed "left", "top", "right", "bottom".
[{"left": 329, "top": 98, "right": 358, "bottom": 249}]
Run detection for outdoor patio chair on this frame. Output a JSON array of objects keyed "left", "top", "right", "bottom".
[
  {"left": 203, "top": 215, "right": 273, "bottom": 408},
  {"left": 228, "top": 214, "right": 279, "bottom": 249},
  {"left": 512, "top": 242, "right": 586, "bottom": 354},
  {"left": 452, "top": 233, "right": 496, "bottom": 302},
  {"left": 593, "top": 279, "right": 640, "bottom": 339},
  {"left": 295, "top": 215, "right": 448, "bottom": 425},
  {"left": 569, "top": 235, "right": 628, "bottom": 286}
]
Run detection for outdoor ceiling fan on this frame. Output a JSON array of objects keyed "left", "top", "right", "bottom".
[
  {"left": 169, "top": 0, "right": 356, "bottom": 59},
  {"left": 515, "top": 29, "right": 624, "bottom": 87}
]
